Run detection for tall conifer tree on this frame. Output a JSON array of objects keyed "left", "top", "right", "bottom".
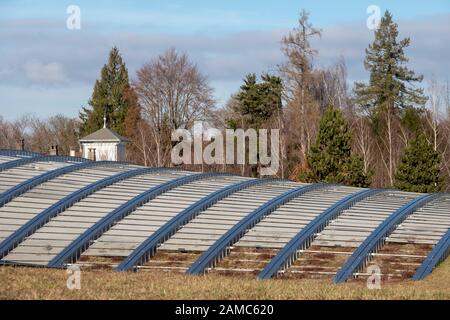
[
  {"left": 394, "top": 135, "right": 441, "bottom": 193},
  {"left": 354, "top": 11, "right": 427, "bottom": 185},
  {"left": 80, "top": 47, "right": 139, "bottom": 136},
  {"left": 306, "top": 106, "right": 370, "bottom": 187}
]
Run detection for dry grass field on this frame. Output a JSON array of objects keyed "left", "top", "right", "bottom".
[{"left": 1, "top": 259, "right": 449, "bottom": 300}]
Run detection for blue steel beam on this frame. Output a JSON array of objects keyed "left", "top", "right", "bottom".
[
  {"left": 0, "top": 155, "right": 90, "bottom": 173},
  {"left": 187, "top": 183, "right": 329, "bottom": 275},
  {"left": 0, "top": 156, "right": 42, "bottom": 172},
  {"left": 0, "top": 150, "right": 41, "bottom": 157},
  {"left": 0, "top": 161, "right": 128, "bottom": 207},
  {"left": 49, "top": 172, "right": 229, "bottom": 268},
  {"left": 413, "top": 228, "right": 450, "bottom": 280},
  {"left": 116, "top": 178, "right": 280, "bottom": 272},
  {"left": 333, "top": 193, "right": 444, "bottom": 283},
  {"left": 0, "top": 166, "right": 176, "bottom": 260},
  {"left": 259, "top": 188, "right": 383, "bottom": 279}
]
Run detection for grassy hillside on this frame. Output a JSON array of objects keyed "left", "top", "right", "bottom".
[{"left": 0, "top": 259, "right": 449, "bottom": 300}]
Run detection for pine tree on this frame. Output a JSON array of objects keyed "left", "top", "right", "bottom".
[
  {"left": 306, "top": 106, "right": 370, "bottom": 187},
  {"left": 225, "top": 73, "right": 283, "bottom": 177},
  {"left": 355, "top": 10, "right": 426, "bottom": 118},
  {"left": 354, "top": 11, "right": 427, "bottom": 185},
  {"left": 79, "top": 46, "right": 139, "bottom": 136},
  {"left": 342, "top": 155, "right": 371, "bottom": 188},
  {"left": 394, "top": 135, "right": 441, "bottom": 193},
  {"left": 228, "top": 73, "right": 282, "bottom": 129}
]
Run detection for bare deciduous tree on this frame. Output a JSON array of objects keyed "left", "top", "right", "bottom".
[
  {"left": 0, "top": 115, "right": 79, "bottom": 155},
  {"left": 426, "top": 77, "right": 445, "bottom": 151},
  {"left": 313, "top": 58, "right": 350, "bottom": 112},
  {"left": 280, "top": 10, "right": 322, "bottom": 170},
  {"left": 28, "top": 115, "right": 80, "bottom": 154},
  {"left": 0, "top": 116, "right": 29, "bottom": 150},
  {"left": 133, "top": 48, "right": 215, "bottom": 166},
  {"left": 353, "top": 116, "right": 374, "bottom": 177}
]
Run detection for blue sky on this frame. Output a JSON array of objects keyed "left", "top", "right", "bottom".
[{"left": 1, "top": 0, "right": 449, "bottom": 120}]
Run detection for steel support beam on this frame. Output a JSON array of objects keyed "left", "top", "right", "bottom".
[
  {"left": 0, "top": 161, "right": 126, "bottom": 207},
  {"left": 0, "top": 155, "right": 90, "bottom": 173},
  {"left": 259, "top": 188, "right": 383, "bottom": 279},
  {"left": 116, "top": 178, "right": 278, "bottom": 272},
  {"left": 413, "top": 228, "right": 450, "bottom": 280},
  {"left": 187, "top": 183, "right": 329, "bottom": 275},
  {"left": 0, "top": 167, "right": 174, "bottom": 260},
  {"left": 49, "top": 172, "right": 227, "bottom": 268},
  {"left": 333, "top": 193, "right": 444, "bottom": 283},
  {"left": 0, "top": 150, "right": 41, "bottom": 157}
]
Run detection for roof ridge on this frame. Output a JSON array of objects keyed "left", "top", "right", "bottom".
[{"left": 79, "top": 127, "right": 129, "bottom": 142}]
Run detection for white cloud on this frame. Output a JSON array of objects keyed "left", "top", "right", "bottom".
[
  {"left": 24, "top": 60, "right": 67, "bottom": 84},
  {"left": 0, "top": 13, "right": 449, "bottom": 118},
  {"left": 0, "top": 65, "right": 15, "bottom": 79}
]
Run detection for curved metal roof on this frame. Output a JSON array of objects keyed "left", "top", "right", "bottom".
[{"left": 0, "top": 149, "right": 449, "bottom": 282}]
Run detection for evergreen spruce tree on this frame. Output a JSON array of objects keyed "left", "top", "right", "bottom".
[
  {"left": 79, "top": 46, "right": 139, "bottom": 136},
  {"left": 394, "top": 135, "right": 441, "bottom": 193},
  {"left": 228, "top": 73, "right": 282, "bottom": 129},
  {"left": 226, "top": 73, "right": 283, "bottom": 177},
  {"left": 306, "top": 106, "right": 370, "bottom": 187},
  {"left": 354, "top": 11, "right": 427, "bottom": 185},
  {"left": 354, "top": 10, "right": 427, "bottom": 122}
]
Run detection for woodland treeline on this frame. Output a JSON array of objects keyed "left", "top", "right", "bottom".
[{"left": 1, "top": 10, "right": 449, "bottom": 192}]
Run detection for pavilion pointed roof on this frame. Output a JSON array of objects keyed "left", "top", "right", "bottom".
[{"left": 79, "top": 127, "right": 129, "bottom": 143}]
